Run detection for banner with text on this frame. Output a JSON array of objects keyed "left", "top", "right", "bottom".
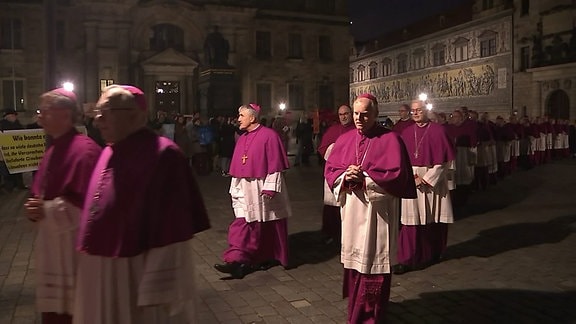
[
  {"left": 0, "top": 126, "right": 87, "bottom": 174},
  {"left": 0, "top": 129, "right": 46, "bottom": 174}
]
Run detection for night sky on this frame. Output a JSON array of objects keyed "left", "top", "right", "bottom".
[{"left": 349, "top": 0, "right": 473, "bottom": 41}]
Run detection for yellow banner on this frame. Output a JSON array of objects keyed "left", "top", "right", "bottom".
[
  {"left": 0, "top": 129, "right": 46, "bottom": 174},
  {"left": 0, "top": 126, "right": 88, "bottom": 174}
]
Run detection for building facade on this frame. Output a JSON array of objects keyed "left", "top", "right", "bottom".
[
  {"left": 350, "top": 0, "right": 576, "bottom": 122},
  {"left": 0, "top": 0, "right": 351, "bottom": 121},
  {"left": 514, "top": 0, "right": 575, "bottom": 120}
]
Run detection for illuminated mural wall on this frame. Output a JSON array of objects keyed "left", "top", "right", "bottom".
[
  {"left": 350, "top": 13, "right": 513, "bottom": 118},
  {"left": 350, "top": 64, "right": 497, "bottom": 103}
]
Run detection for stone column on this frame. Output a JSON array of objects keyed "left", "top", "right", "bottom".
[
  {"left": 532, "top": 80, "right": 542, "bottom": 117},
  {"left": 84, "top": 21, "right": 99, "bottom": 103},
  {"left": 185, "top": 75, "right": 195, "bottom": 115},
  {"left": 144, "top": 74, "right": 156, "bottom": 118},
  {"left": 117, "top": 23, "right": 130, "bottom": 83}
]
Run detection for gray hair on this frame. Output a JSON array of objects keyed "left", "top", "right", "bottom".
[
  {"left": 40, "top": 91, "right": 79, "bottom": 123},
  {"left": 238, "top": 104, "right": 259, "bottom": 119}
]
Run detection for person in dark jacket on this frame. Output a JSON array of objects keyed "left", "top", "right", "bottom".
[{"left": 0, "top": 109, "right": 25, "bottom": 191}]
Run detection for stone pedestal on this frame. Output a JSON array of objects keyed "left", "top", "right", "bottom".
[{"left": 198, "top": 68, "right": 240, "bottom": 118}]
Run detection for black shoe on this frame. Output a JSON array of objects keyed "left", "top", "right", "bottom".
[
  {"left": 214, "top": 262, "right": 253, "bottom": 279},
  {"left": 392, "top": 264, "right": 411, "bottom": 275},
  {"left": 255, "top": 260, "right": 280, "bottom": 271},
  {"left": 231, "top": 263, "right": 254, "bottom": 279},
  {"left": 214, "top": 262, "right": 238, "bottom": 274}
]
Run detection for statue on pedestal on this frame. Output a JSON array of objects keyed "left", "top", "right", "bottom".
[{"left": 204, "top": 26, "right": 230, "bottom": 68}]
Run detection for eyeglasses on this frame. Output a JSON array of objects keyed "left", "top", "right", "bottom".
[{"left": 94, "top": 107, "right": 134, "bottom": 117}]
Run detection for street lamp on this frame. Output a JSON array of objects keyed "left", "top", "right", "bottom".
[{"left": 62, "top": 81, "right": 74, "bottom": 92}]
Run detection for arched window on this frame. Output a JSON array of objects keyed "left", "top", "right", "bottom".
[
  {"left": 149, "top": 24, "right": 184, "bottom": 52},
  {"left": 453, "top": 37, "right": 469, "bottom": 62},
  {"left": 432, "top": 43, "right": 446, "bottom": 66},
  {"left": 368, "top": 61, "right": 378, "bottom": 79},
  {"left": 357, "top": 65, "right": 366, "bottom": 81},
  {"left": 397, "top": 54, "right": 407, "bottom": 73},
  {"left": 413, "top": 48, "right": 425, "bottom": 70},
  {"left": 382, "top": 58, "right": 392, "bottom": 76},
  {"left": 479, "top": 30, "right": 497, "bottom": 57}
]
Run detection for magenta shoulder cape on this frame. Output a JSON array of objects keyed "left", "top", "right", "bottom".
[
  {"left": 229, "top": 125, "right": 289, "bottom": 178},
  {"left": 32, "top": 128, "right": 102, "bottom": 208},
  {"left": 77, "top": 128, "right": 210, "bottom": 257},
  {"left": 317, "top": 123, "right": 355, "bottom": 157},
  {"left": 400, "top": 122, "right": 455, "bottom": 166},
  {"left": 325, "top": 125, "right": 416, "bottom": 199}
]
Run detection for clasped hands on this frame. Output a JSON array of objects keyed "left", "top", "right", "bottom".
[
  {"left": 344, "top": 164, "right": 365, "bottom": 190},
  {"left": 414, "top": 175, "right": 430, "bottom": 191},
  {"left": 261, "top": 190, "right": 276, "bottom": 200},
  {"left": 24, "top": 197, "right": 45, "bottom": 222}
]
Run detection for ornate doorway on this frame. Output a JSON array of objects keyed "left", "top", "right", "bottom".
[
  {"left": 546, "top": 89, "right": 569, "bottom": 120},
  {"left": 155, "top": 81, "right": 180, "bottom": 114}
]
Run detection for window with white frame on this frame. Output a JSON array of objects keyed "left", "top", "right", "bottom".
[
  {"left": 432, "top": 43, "right": 446, "bottom": 66},
  {"left": 480, "top": 38, "right": 496, "bottom": 57},
  {"left": 318, "top": 83, "right": 334, "bottom": 109},
  {"left": 382, "top": 58, "right": 392, "bottom": 76},
  {"left": 256, "top": 83, "right": 272, "bottom": 112},
  {"left": 482, "top": 0, "right": 494, "bottom": 10},
  {"left": 288, "top": 33, "right": 303, "bottom": 58},
  {"left": 100, "top": 79, "right": 114, "bottom": 92},
  {"left": 0, "top": 18, "right": 22, "bottom": 49},
  {"left": 256, "top": 31, "right": 272, "bottom": 58},
  {"left": 413, "top": 48, "right": 425, "bottom": 70},
  {"left": 318, "top": 35, "right": 332, "bottom": 60},
  {"left": 454, "top": 37, "right": 469, "bottom": 62},
  {"left": 368, "top": 62, "right": 378, "bottom": 79},
  {"left": 520, "top": 46, "right": 530, "bottom": 71},
  {"left": 357, "top": 65, "right": 366, "bottom": 81},
  {"left": 397, "top": 54, "right": 407, "bottom": 73},
  {"left": 2, "top": 79, "right": 25, "bottom": 110},
  {"left": 288, "top": 83, "right": 304, "bottom": 109}
]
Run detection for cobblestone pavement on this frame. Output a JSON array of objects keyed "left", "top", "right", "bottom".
[{"left": 1, "top": 158, "right": 575, "bottom": 323}]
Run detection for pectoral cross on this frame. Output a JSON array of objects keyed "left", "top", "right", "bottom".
[{"left": 242, "top": 154, "right": 248, "bottom": 165}]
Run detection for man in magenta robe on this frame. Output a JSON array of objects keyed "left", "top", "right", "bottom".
[
  {"left": 494, "top": 116, "right": 516, "bottom": 178},
  {"left": 392, "top": 103, "right": 414, "bottom": 133},
  {"left": 24, "top": 88, "right": 102, "bottom": 324},
  {"left": 469, "top": 110, "right": 492, "bottom": 191},
  {"left": 395, "top": 100, "right": 456, "bottom": 275},
  {"left": 214, "top": 103, "right": 291, "bottom": 279},
  {"left": 317, "top": 104, "right": 354, "bottom": 244},
  {"left": 325, "top": 93, "right": 416, "bottom": 323},
  {"left": 75, "top": 85, "right": 210, "bottom": 323},
  {"left": 446, "top": 110, "right": 478, "bottom": 207}
]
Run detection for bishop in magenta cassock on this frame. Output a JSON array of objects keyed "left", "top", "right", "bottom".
[
  {"left": 392, "top": 103, "right": 415, "bottom": 134},
  {"left": 74, "top": 85, "right": 210, "bottom": 324},
  {"left": 446, "top": 110, "right": 478, "bottom": 207},
  {"left": 317, "top": 104, "right": 355, "bottom": 244},
  {"left": 25, "top": 88, "right": 102, "bottom": 324},
  {"left": 214, "top": 103, "right": 291, "bottom": 279},
  {"left": 325, "top": 94, "right": 416, "bottom": 324},
  {"left": 395, "top": 100, "right": 456, "bottom": 275}
]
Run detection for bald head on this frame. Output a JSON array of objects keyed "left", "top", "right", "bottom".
[
  {"left": 338, "top": 104, "right": 352, "bottom": 126},
  {"left": 95, "top": 85, "right": 148, "bottom": 144},
  {"left": 352, "top": 96, "right": 378, "bottom": 133}
]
